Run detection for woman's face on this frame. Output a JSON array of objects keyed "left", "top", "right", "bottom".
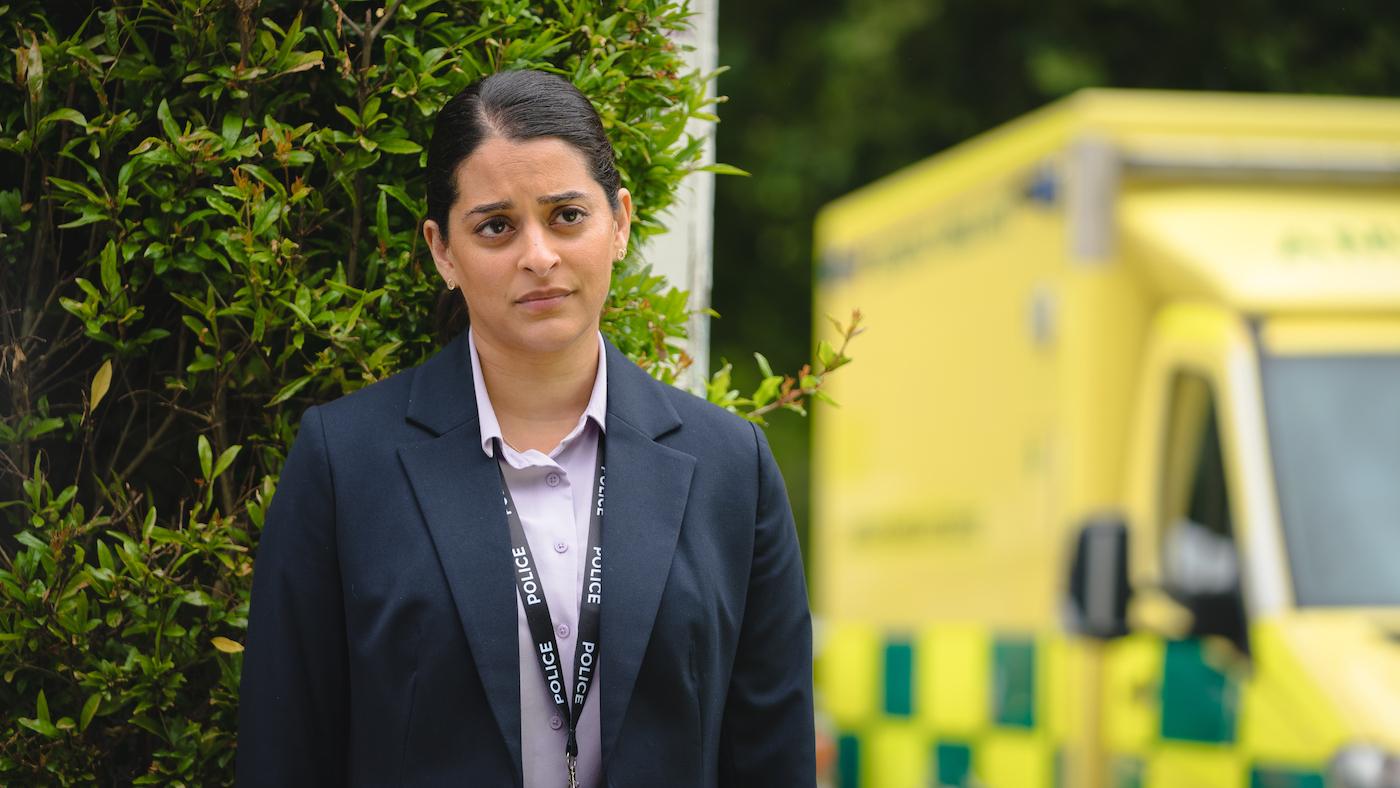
[{"left": 424, "top": 135, "right": 631, "bottom": 358}]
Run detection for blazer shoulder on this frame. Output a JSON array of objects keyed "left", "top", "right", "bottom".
[
  {"left": 318, "top": 365, "right": 414, "bottom": 416},
  {"left": 305, "top": 365, "right": 417, "bottom": 439},
  {"left": 657, "top": 381, "right": 762, "bottom": 460}
]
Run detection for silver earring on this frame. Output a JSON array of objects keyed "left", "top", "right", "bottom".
[{"left": 446, "top": 279, "right": 457, "bottom": 291}]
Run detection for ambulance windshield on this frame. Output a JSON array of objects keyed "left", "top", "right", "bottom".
[{"left": 1262, "top": 353, "right": 1400, "bottom": 607}]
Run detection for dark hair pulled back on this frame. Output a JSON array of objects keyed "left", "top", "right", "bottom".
[{"left": 426, "top": 69, "right": 623, "bottom": 343}]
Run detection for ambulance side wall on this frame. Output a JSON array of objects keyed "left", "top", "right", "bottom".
[{"left": 811, "top": 154, "right": 1161, "bottom": 787}]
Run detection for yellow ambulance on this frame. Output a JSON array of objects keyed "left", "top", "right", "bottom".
[{"left": 810, "top": 90, "right": 1400, "bottom": 788}]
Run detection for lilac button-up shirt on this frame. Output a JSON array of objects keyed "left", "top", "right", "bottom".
[{"left": 469, "top": 329, "right": 606, "bottom": 788}]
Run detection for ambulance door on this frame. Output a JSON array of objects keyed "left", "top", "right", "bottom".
[{"left": 1103, "top": 304, "right": 1255, "bottom": 788}]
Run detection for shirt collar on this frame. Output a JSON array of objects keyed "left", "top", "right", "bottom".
[{"left": 469, "top": 328, "right": 608, "bottom": 459}]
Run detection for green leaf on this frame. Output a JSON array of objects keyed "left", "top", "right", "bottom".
[
  {"left": 40, "top": 108, "right": 88, "bottom": 130},
  {"left": 267, "top": 375, "right": 312, "bottom": 406},
  {"left": 18, "top": 715, "right": 58, "bottom": 738},
  {"left": 75, "top": 278, "right": 100, "bottom": 301},
  {"left": 80, "top": 694, "right": 100, "bottom": 732},
  {"left": 375, "top": 190, "right": 389, "bottom": 245},
  {"left": 365, "top": 339, "right": 401, "bottom": 371},
  {"left": 238, "top": 163, "right": 283, "bottom": 194},
  {"left": 279, "top": 50, "right": 324, "bottom": 76},
  {"left": 212, "top": 636, "right": 244, "bottom": 653},
  {"left": 706, "top": 362, "right": 733, "bottom": 405},
  {"left": 221, "top": 113, "right": 244, "bottom": 144},
  {"left": 141, "top": 507, "right": 157, "bottom": 540},
  {"left": 55, "top": 485, "right": 77, "bottom": 508},
  {"left": 375, "top": 137, "right": 422, "bottom": 154},
  {"left": 99, "top": 240, "right": 120, "bottom": 295},
  {"left": 88, "top": 359, "right": 113, "bottom": 414},
  {"left": 252, "top": 198, "right": 282, "bottom": 236},
  {"left": 334, "top": 104, "right": 360, "bottom": 128},
  {"left": 187, "top": 351, "right": 216, "bottom": 373},
  {"left": 752, "top": 375, "right": 783, "bottom": 408},
  {"left": 60, "top": 210, "right": 104, "bottom": 230},
  {"left": 36, "top": 689, "right": 50, "bottom": 726},
  {"left": 0, "top": 188, "right": 23, "bottom": 223},
  {"left": 197, "top": 435, "right": 213, "bottom": 481},
  {"left": 817, "top": 340, "right": 836, "bottom": 369},
  {"left": 130, "top": 715, "right": 165, "bottom": 741},
  {"left": 47, "top": 176, "right": 100, "bottom": 203},
  {"left": 695, "top": 162, "right": 750, "bottom": 177},
  {"left": 156, "top": 99, "right": 180, "bottom": 142},
  {"left": 181, "top": 590, "right": 212, "bottom": 607},
  {"left": 753, "top": 352, "right": 773, "bottom": 379},
  {"left": 377, "top": 183, "right": 420, "bottom": 213},
  {"left": 212, "top": 444, "right": 242, "bottom": 480},
  {"left": 27, "top": 418, "right": 63, "bottom": 438}
]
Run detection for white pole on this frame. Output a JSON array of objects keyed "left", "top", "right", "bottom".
[{"left": 644, "top": 0, "right": 718, "bottom": 392}]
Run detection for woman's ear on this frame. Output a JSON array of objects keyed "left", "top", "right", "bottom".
[
  {"left": 612, "top": 188, "right": 633, "bottom": 259},
  {"left": 423, "top": 219, "right": 458, "bottom": 289}
]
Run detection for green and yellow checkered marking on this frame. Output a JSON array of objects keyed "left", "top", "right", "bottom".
[
  {"left": 818, "top": 622, "right": 1062, "bottom": 788},
  {"left": 818, "top": 624, "right": 1328, "bottom": 787}
]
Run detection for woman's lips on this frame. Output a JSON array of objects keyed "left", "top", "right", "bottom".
[{"left": 515, "top": 289, "right": 572, "bottom": 311}]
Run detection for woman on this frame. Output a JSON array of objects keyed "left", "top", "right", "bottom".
[{"left": 236, "top": 69, "right": 815, "bottom": 787}]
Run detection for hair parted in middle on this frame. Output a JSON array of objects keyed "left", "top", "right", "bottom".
[{"left": 424, "top": 69, "right": 625, "bottom": 342}]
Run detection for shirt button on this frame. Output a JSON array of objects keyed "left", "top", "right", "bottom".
[
  {"left": 557, "top": 623, "right": 570, "bottom": 639},
  {"left": 549, "top": 716, "right": 563, "bottom": 730},
  {"left": 545, "top": 472, "right": 561, "bottom": 487},
  {"left": 554, "top": 541, "right": 568, "bottom": 554}
]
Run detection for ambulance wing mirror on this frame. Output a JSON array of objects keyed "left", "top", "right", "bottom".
[{"left": 1066, "top": 517, "right": 1131, "bottom": 639}]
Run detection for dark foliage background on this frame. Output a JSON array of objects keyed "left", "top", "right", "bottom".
[{"left": 711, "top": 0, "right": 1400, "bottom": 535}]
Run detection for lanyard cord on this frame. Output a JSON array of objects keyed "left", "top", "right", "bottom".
[{"left": 494, "top": 437, "right": 605, "bottom": 775}]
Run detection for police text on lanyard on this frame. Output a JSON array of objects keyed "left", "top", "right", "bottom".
[{"left": 495, "top": 437, "right": 604, "bottom": 788}]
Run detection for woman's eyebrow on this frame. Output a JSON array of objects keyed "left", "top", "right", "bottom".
[
  {"left": 467, "top": 200, "right": 511, "bottom": 216},
  {"left": 465, "top": 191, "right": 587, "bottom": 216},
  {"left": 538, "top": 190, "right": 587, "bottom": 205}
]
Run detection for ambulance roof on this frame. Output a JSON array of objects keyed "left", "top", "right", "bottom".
[
  {"left": 817, "top": 90, "right": 1400, "bottom": 310},
  {"left": 1123, "top": 184, "right": 1400, "bottom": 312}
]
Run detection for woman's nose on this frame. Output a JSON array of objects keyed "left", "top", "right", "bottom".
[{"left": 518, "top": 222, "right": 561, "bottom": 276}]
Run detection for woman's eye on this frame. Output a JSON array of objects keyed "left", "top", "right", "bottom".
[
  {"left": 476, "top": 217, "right": 511, "bottom": 237},
  {"left": 556, "top": 207, "right": 587, "bottom": 225}
]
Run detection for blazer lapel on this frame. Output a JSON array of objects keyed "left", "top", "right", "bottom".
[
  {"left": 597, "top": 341, "right": 696, "bottom": 767},
  {"left": 394, "top": 335, "right": 697, "bottom": 778},
  {"left": 397, "top": 335, "right": 524, "bottom": 783}
]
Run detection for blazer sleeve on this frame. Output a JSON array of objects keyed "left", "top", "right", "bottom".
[
  {"left": 236, "top": 406, "right": 349, "bottom": 786},
  {"left": 718, "top": 423, "right": 817, "bottom": 786}
]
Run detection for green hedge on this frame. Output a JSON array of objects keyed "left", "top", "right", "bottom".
[
  {"left": 0, "top": 0, "right": 858, "bottom": 782},
  {"left": 1, "top": 1, "right": 615, "bottom": 784}
]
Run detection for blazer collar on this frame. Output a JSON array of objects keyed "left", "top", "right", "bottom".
[
  {"left": 404, "top": 331, "right": 683, "bottom": 441},
  {"left": 398, "top": 331, "right": 692, "bottom": 777},
  {"left": 404, "top": 331, "right": 476, "bottom": 436}
]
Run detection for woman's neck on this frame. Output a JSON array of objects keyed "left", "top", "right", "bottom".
[{"left": 473, "top": 329, "right": 599, "bottom": 454}]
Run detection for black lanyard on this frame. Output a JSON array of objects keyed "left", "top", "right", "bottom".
[{"left": 494, "top": 436, "right": 605, "bottom": 788}]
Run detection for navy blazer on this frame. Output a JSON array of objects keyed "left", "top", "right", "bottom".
[{"left": 236, "top": 334, "right": 815, "bottom": 786}]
